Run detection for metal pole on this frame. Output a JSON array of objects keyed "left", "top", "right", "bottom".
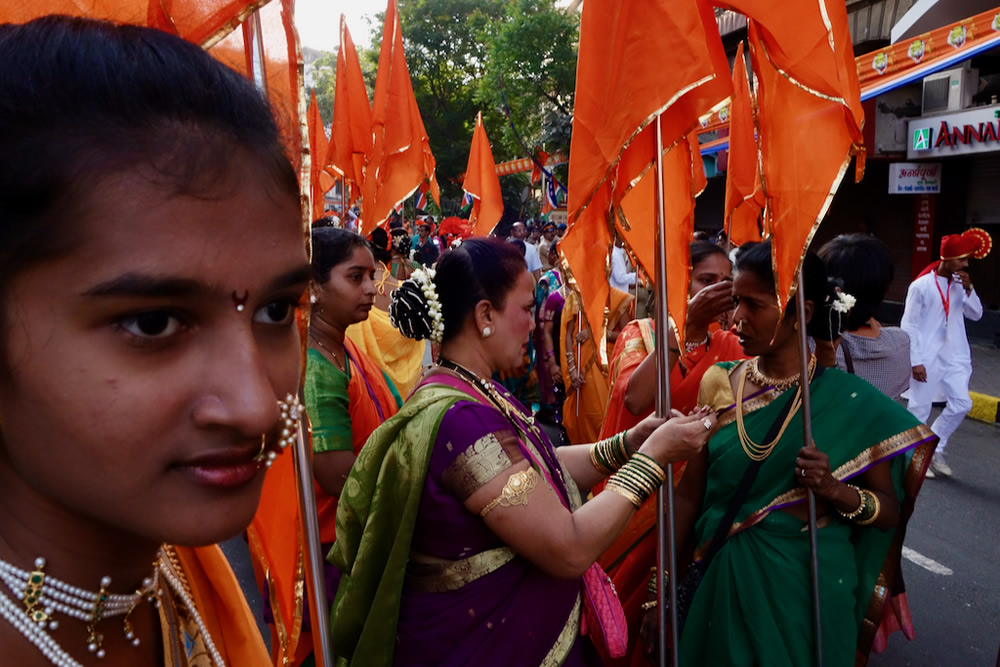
[
  {"left": 794, "top": 268, "right": 823, "bottom": 667},
  {"left": 291, "top": 415, "right": 335, "bottom": 666},
  {"left": 652, "top": 115, "right": 678, "bottom": 667}
]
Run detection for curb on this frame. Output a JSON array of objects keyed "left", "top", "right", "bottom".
[{"left": 969, "top": 391, "right": 1000, "bottom": 425}]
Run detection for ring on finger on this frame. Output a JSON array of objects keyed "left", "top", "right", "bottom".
[
  {"left": 701, "top": 417, "right": 712, "bottom": 430},
  {"left": 800, "top": 467, "right": 807, "bottom": 478}
]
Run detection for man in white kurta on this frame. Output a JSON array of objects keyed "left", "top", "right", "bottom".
[{"left": 901, "top": 229, "right": 990, "bottom": 477}]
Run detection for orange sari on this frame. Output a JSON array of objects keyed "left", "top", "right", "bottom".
[
  {"left": 561, "top": 287, "right": 632, "bottom": 444},
  {"left": 595, "top": 324, "right": 745, "bottom": 667},
  {"left": 248, "top": 337, "right": 400, "bottom": 665}
]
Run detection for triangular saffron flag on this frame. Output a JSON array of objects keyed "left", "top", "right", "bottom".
[
  {"left": 728, "top": 0, "right": 864, "bottom": 315},
  {"left": 362, "top": 0, "right": 439, "bottom": 234},
  {"left": 564, "top": 0, "right": 730, "bottom": 361},
  {"left": 329, "top": 15, "right": 372, "bottom": 203},
  {"left": 307, "top": 89, "right": 330, "bottom": 222},
  {"left": 464, "top": 112, "right": 504, "bottom": 237},
  {"left": 724, "top": 41, "right": 764, "bottom": 246}
]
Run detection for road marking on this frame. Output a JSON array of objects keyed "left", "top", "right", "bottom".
[{"left": 902, "top": 546, "right": 953, "bottom": 576}]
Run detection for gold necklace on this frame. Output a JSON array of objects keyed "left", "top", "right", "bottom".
[
  {"left": 744, "top": 355, "right": 815, "bottom": 392},
  {"left": 436, "top": 359, "right": 542, "bottom": 438},
  {"left": 734, "top": 356, "right": 815, "bottom": 462},
  {"left": 310, "top": 334, "right": 347, "bottom": 373}
]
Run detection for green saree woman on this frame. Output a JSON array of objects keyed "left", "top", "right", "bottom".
[{"left": 678, "top": 361, "right": 935, "bottom": 666}]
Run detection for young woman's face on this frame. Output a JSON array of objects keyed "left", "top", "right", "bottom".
[
  {"left": 316, "top": 245, "right": 376, "bottom": 327},
  {"left": 689, "top": 252, "right": 733, "bottom": 296},
  {"left": 485, "top": 270, "right": 537, "bottom": 372},
  {"left": 731, "top": 268, "right": 795, "bottom": 357},
  {"left": 0, "top": 164, "right": 309, "bottom": 547}
]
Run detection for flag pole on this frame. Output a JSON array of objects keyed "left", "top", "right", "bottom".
[
  {"left": 794, "top": 267, "right": 823, "bottom": 667},
  {"left": 575, "top": 311, "right": 583, "bottom": 418},
  {"left": 652, "top": 114, "right": 679, "bottom": 667}
]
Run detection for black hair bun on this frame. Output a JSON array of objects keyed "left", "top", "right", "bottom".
[{"left": 390, "top": 279, "right": 434, "bottom": 341}]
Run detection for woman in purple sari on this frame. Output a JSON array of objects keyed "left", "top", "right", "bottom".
[{"left": 329, "top": 238, "right": 717, "bottom": 666}]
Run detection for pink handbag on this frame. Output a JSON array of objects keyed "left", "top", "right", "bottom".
[{"left": 580, "top": 562, "right": 629, "bottom": 658}]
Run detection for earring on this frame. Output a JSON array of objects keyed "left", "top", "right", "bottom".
[
  {"left": 735, "top": 320, "right": 744, "bottom": 333},
  {"left": 255, "top": 393, "right": 303, "bottom": 468},
  {"left": 793, "top": 320, "right": 800, "bottom": 331},
  {"left": 310, "top": 294, "right": 318, "bottom": 304},
  {"left": 481, "top": 326, "right": 493, "bottom": 338}
]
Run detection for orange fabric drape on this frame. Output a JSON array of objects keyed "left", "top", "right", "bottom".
[
  {"left": 361, "top": 0, "right": 439, "bottom": 234},
  {"left": 563, "top": 0, "right": 730, "bottom": 365},
  {"left": 464, "top": 111, "right": 504, "bottom": 237},
  {"left": 249, "top": 338, "right": 398, "bottom": 666},
  {"left": 329, "top": 15, "right": 371, "bottom": 201},
  {"left": 174, "top": 545, "right": 273, "bottom": 665},
  {"left": 307, "top": 89, "right": 331, "bottom": 222},
  {"left": 724, "top": 41, "right": 765, "bottom": 246},
  {"left": 727, "top": 0, "right": 864, "bottom": 314}
]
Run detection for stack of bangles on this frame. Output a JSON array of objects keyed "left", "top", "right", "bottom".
[
  {"left": 604, "top": 453, "right": 667, "bottom": 509},
  {"left": 837, "top": 484, "right": 880, "bottom": 525},
  {"left": 641, "top": 567, "right": 665, "bottom": 610},
  {"left": 589, "top": 431, "right": 630, "bottom": 475}
]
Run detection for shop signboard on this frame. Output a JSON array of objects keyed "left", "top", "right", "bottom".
[
  {"left": 911, "top": 194, "right": 936, "bottom": 280},
  {"left": 908, "top": 105, "right": 1000, "bottom": 158},
  {"left": 889, "top": 162, "right": 941, "bottom": 194}
]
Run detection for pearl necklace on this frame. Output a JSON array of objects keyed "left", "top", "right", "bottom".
[{"left": 0, "top": 548, "right": 224, "bottom": 667}]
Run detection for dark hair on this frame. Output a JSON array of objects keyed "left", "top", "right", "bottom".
[
  {"left": 311, "top": 227, "right": 371, "bottom": 283},
  {"left": 390, "top": 228, "right": 411, "bottom": 256},
  {"left": 369, "top": 227, "right": 391, "bottom": 264},
  {"left": 734, "top": 240, "right": 841, "bottom": 340},
  {"left": 690, "top": 240, "right": 728, "bottom": 270},
  {"left": 509, "top": 239, "right": 527, "bottom": 256},
  {"left": 391, "top": 238, "right": 526, "bottom": 342},
  {"left": 817, "top": 234, "right": 894, "bottom": 331},
  {"left": 0, "top": 16, "right": 297, "bottom": 311}
]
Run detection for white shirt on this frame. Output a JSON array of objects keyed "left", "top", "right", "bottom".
[
  {"left": 609, "top": 245, "right": 636, "bottom": 292},
  {"left": 900, "top": 271, "right": 983, "bottom": 367},
  {"left": 522, "top": 242, "right": 542, "bottom": 273}
]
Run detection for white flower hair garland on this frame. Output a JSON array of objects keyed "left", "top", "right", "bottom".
[
  {"left": 828, "top": 288, "right": 856, "bottom": 339},
  {"left": 410, "top": 266, "right": 445, "bottom": 344}
]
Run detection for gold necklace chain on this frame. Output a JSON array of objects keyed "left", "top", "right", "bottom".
[
  {"left": 735, "top": 356, "right": 815, "bottom": 462},
  {"left": 436, "top": 359, "right": 543, "bottom": 439},
  {"left": 744, "top": 355, "right": 815, "bottom": 392},
  {"left": 310, "top": 334, "right": 347, "bottom": 373}
]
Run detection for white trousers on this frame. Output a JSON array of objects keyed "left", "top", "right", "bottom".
[{"left": 906, "top": 358, "right": 972, "bottom": 453}]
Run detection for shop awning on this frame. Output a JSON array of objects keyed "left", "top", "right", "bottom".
[{"left": 697, "top": 4, "right": 1000, "bottom": 155}]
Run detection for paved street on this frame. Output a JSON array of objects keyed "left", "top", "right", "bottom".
[{"left": 870, "top": 415, "right": 1000, "bottom": 667}]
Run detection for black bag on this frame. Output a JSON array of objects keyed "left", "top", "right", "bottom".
[{"left": 664, "top": 367, "right": 825, "bottom": 631}]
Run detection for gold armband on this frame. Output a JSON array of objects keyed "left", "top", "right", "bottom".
[{"left": 480, "top": 468, "right": 539, "bottom": 517}]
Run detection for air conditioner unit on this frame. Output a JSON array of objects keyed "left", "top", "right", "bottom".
[{"left": 922, "top": 66, "right": 977, "bottom": 114}]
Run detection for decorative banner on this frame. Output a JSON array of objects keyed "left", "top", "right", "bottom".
[
  {"left": 911, "top": 193, "right": 936, "bottom": 279},
  {"left": 889, "top": 162, "right": 941, "bottom": 194},
  {"left": 908, "top": 105, "right": 1000, "bottom": 159}
]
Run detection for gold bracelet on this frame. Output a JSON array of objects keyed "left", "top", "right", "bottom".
[
  {"left": 604, "top": 481, "right": 644, "bottom": 508},
  {"left": 640, "top": 599, "right": 658, "bottom": 611},
  {"left": 854, "top": 489, "right": 881, "bottom": 526},
  {"left": 480, "top": 468, "right": 539, "bottom": 517},
  {"left": 590, "top": 444, "right": 615, "bottom": 475},
  {"left": 836, "top": 484, "right": 865, "bottom": 521}
]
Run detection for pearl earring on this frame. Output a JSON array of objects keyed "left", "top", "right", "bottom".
[{"left": 482, "top": 326, "right": 493, "bottom": 338}]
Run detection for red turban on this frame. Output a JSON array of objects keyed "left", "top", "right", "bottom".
[{"left": 918, "top": 227, "right": 993, "bottom": 277}]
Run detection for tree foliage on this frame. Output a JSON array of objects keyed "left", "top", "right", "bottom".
[{"left": 307, "top": 0, "right": 578, "bottom": 219}]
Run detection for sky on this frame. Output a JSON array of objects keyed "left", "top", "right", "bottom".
[{"left": 294, "top": 0, "right": 384, "bottom": 53}]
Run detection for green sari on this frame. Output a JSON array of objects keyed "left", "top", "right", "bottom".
[{"left": 680, "top": 362, "right": 936, "bottom": 667}]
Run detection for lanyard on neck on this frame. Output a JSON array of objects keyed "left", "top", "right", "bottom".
[{"left": 934, "top": 273, "right": 951, "bottom": 319}]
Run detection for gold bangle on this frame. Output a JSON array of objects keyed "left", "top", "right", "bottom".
[
  {"left": 837, "top": 484, "right": 865, "bottom": 521},
  {"left": 640, "top": 600, "right": 658, "bottom": 611},
  {"left": 605, "top": 480, "right": 644, "bottom": 509},
  {"left": 480, "top": 468, "right": 539, "bottom": 517},
  {"left": 854, "top": 490, "right": 881, "bottom": 526},
  {"left": 590, "top": 444, "right": 615, "bottom": 475}
]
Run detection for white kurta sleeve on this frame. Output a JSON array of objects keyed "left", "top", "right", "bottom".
[
  {"left": 963, "top": 288, "right": 983, "bottom": 321},
  {"left": 610, "top": 249, "right": 636, "bottom": 288},
  {"left": 900, "top": 281, "right": 927, "bottom": 368}
]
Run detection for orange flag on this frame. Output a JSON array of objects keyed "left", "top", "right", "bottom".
[
  {"left": 729, "top": 0, "right": 864, "bottom": 314},
  {"left": 362, "top": 0, "right": 439, "bottom": 234},
  {"left": 307, "top": 90, "right": 331, "bottom": 222},
  {"left": 464, "top": 112, "right": 504, "bottom": 236},
  {"left": 564, "top": 0, "right": 729, "bottom": 360},
  {"left": 328, "top": 15, "right": 371, "bottom": 202},
  {"left": 724, "top": 41, "right": 764, "bottom": 246}
]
